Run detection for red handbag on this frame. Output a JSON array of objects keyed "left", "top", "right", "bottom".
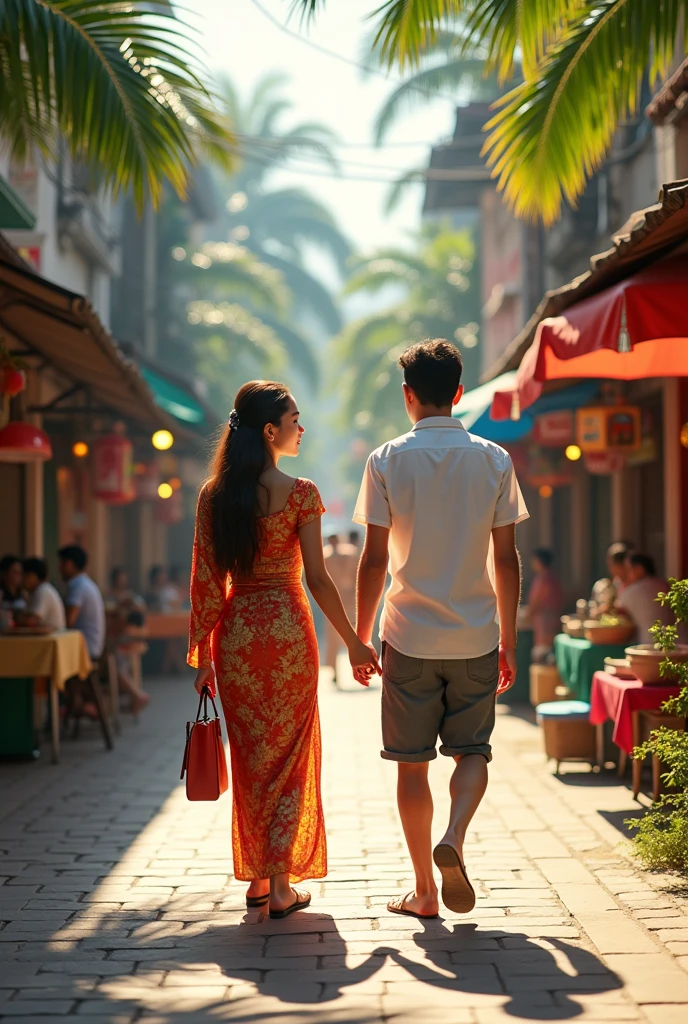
[{"left": 180, "top": 685, "right": 229, "bottom": 801}]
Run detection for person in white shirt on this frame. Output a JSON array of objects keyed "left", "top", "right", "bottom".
[
  {"left": 19, "top": 557, "right": 66, "bottom": 631},
  {"left": 617, "top": 552, "right": 674, "bottom": 643},
  {"left": 354, "top": 339, "right": 528, "bottom": 920}
]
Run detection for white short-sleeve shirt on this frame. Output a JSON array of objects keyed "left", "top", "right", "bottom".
[{"left": 353, "top": 416, "right": 529, "bottom": 658}]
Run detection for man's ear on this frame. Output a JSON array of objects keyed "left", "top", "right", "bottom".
[
  {"left": 453, "top": 384, "right": 464, "bottom": 407},
  {"left": 402, "top": 382, "right": 413, "bottom": 404}
]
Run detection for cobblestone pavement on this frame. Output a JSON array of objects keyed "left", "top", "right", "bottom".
[{"left": 1, "top": 667, "right": 688, "bottom": 1023}]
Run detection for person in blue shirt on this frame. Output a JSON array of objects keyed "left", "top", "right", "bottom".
[{"left": 58, "top": 545, "right": 105, "bottom": 659}]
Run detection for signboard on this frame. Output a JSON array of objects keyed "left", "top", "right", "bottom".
[
  {"left": 533, "top": 410, "right": 574, "bottom": 446},
  {"left": 576, "top": 406, "right": 641, "bottom": 453},
  {"left": 584, "top": 451, "right": 626, "bottom": 475}
]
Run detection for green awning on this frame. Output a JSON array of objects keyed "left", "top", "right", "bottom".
[
  {"left": 140, "top": 366, "right": 206, "bottom": 425},
  {"left": 0, "top": 176, "right": 36, "bottom": 230}
]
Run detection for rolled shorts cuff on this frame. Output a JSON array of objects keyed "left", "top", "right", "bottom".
[
  {"left": 381, "top": 747, "right": 438, "bottom": 763},
  {"left": 439, "top": 743, "right": 492, "bottom": 763}
]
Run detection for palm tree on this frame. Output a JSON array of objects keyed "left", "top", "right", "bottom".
[
  {"left": 1, "top": 0, "right": 232, "bottom": 208},
  {"left": 335, "top": 224, "right": 481, "bottom": 448},
  {"left": 294, "top": 0, "right": 685, "bottom": 225},
  {"left": 210, "top": 74, "right": 352, "bottom": 336}
]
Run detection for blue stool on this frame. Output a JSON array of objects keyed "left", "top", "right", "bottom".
[{"left": 536, "top": 700, "right": 595, "bottom": 774}]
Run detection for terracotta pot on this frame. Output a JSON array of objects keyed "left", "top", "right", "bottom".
[
  {"left": 624, "top": 644, "right": 688, "bottom": 685},
  {"left": 563, "top": 617, "right": 585, "bottom": 639}
]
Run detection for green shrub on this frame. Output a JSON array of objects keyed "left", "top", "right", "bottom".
[{"left": 626, "top": 578, "right": 688, "bottom": 873}]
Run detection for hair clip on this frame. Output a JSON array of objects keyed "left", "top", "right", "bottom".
[{"left": 228, "top": 409, "right": 240, "bottom": 430}]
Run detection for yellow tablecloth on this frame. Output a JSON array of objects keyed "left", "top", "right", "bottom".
[{"left": 0, "top": 630, "right": 92, "bottom": 690}]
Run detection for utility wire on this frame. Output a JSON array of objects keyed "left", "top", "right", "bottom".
[{"left": 250, "top": 0, "right": 462, "bottom": 106}]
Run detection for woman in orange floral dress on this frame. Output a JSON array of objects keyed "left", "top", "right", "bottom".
[{"left": 188, "top": 381, "right": 379, "bottom": 918}]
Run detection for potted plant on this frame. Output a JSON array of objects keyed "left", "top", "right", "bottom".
[{"left": 626, "top": 579, "right": 688, "bottom": 872}]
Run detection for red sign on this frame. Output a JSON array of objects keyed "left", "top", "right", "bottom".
[
  {"left": 92, "top": 434, "right": 135, "bottom": 504},
  {"left": 533, "top": 410, "right": 574, "bottom": 446},
  {"left": 584, "top": 451, "right": 626, "bottom": 475}
]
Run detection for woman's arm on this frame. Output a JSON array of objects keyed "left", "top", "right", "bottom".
[
  {"left": 188, "top": 489, "right": 227, "bottom": 695},
  {"left": 299, "top": 518, "right": 380, "bottom": 683}
]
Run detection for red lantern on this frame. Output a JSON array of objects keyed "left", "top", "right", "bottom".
[
  {"left": 0, "top": 367, "right": 26, "bottom": 397},
  {"left": 92, "top": 433, "right": 135, "bottom": 504},
  {"left": 0, "top": 421, "right": 52, "bottom": 463}
]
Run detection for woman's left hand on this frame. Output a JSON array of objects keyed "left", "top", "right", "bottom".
[{"left": 194, "top": 667, "right": 216, "bottom": 697}]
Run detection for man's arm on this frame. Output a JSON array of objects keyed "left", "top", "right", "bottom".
[
  {"left": 492, "top": 523, "right": 521, "bottom": 686},
  {"left": 65, "top": 605, "right": 80, "bottom": 628},
  {"left": 356, "top": 524, "right": 390, "bottom": 645}
]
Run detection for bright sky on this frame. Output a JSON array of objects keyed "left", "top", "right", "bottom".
[{"left": 190, "top": 0, "right": 457, "bottom": 252}]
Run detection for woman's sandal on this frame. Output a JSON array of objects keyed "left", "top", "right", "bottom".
[
  {"left": 387, "top": 891, "right": 439, "bottom": 919},
  {"left": 269, "top": 887, "right": 311, "bottom": 919},
  {"left": 246, "top": 893, "right": 269, "bottom": 909},
  {"left": 433, "top": 843, "right": 476, "bottom": 913}
]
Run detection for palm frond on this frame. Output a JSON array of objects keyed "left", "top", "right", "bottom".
[
  {"left": 0, "top": 0, "right": 235, "bottom": 209},
  {"left": 367, "top": 1, "right": 466, "bottom": 70},
  {"left": 254, "top": 310, "right": 320, "bottom": 389},
  {"left": 482, "top": 0, "right": 686, "bottom": 224},
  {"left": 462, "top": 1, "right": 584, "bottom": 81},
  {"left": 384, "top": 167, "right": 426, "bottom": 215},
  {"left": 373, "top": 56, "right": 496, "bottom": 142},
  {"left": 259, "top": 252, "right": 343, "bottom": 334},
  {"left": 182, "top": 247, "right": 290, "bottom": 313}
]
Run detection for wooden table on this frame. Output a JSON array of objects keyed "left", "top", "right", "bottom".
[{"left": 0, "top": 631, "right": 92, "bottom": 763}]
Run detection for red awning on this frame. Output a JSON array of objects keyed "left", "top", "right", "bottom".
[{"left": 491, "top": 255, "right": 688, "bottom": 420}]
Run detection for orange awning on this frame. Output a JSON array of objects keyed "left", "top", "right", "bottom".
[{"left": 491, "top": 255, "right": 688, "bottom": 420}]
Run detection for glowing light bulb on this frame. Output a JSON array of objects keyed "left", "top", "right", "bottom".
[
  {"left": 539, "top": 484, "right": 553, "bottom": 499},
  {"left": 565, "top": 444, "right": 582, "bottom": 461},
  {"left": 152, "top": 429, "right": 174, "bottom": 451},
  {"left": 158, "top": 482, "right": 173, "bottom": 499},
  {"left": 72, "top": 441, "right": 89, "bottom": 458}
]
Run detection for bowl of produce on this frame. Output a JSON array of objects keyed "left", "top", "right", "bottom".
[
  {"left": 562, "top": 617, "right": 586, "bottom": 639},
  {"left": 624, "top": 644, "right": 688, "bottom": 684},
  {"left": 584, "top": 615, "right": 636, "bottom": 646}
]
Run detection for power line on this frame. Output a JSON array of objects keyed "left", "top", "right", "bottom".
[
  {"left": 250, "top": 0, "right": 462, "bottom": 106},
  {"left": 225, "top": 139, "right": 491, "bottom": 185},
  {"left": 235, "top": 132, "right": 455, "bottom": 150}
]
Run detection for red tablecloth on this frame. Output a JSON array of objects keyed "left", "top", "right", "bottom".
[{"left": 589, "top": 671, "right": 680, "bottom": 753}]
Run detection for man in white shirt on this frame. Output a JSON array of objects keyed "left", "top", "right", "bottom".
[
  {"left": 19, "top": 557, "right": 66, "bottom": 631},
  {"left": 354, "top": 339, "right": 528, "bottom": 919}
]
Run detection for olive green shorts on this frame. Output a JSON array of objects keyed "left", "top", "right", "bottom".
[{"left": 380, "top": 642, "right": 499, "bottom": 763}]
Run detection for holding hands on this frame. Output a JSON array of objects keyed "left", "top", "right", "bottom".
[{"left": 348, "top": 637, "right": 381, "bottom": 687}]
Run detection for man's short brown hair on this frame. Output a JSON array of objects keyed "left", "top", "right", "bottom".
[{"left": 398, "top": 339, "right": 463, "bottom": 407}]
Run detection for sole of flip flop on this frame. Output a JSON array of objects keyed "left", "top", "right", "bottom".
[
  {"left": 269, "top": 895, "right": 311, "bottom": 919},
  {"left": 433, "top": 844, "right": 476, "bottom": 913}
]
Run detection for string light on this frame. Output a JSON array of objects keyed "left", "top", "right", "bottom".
[
  {"left": 158, "top": 482, "right": 173, "bottom": 499},
  {"left": 539, "top": 485, "right": 553, "bottom": 499},
  {"left": 72, "top": 441, "right": 89, "bottom": 458},
  {"left": 565, "top": 445, "right": 582, "bottom": 461}
]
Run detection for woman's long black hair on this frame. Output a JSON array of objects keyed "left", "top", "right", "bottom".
[{"left": 205, "top": 380, "right": 291, "bottom": 578}]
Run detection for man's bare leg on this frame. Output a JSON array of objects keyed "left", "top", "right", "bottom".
[
  {"left": 396, "top": 762, "right": 439, "bottom": 915},
  {"left": 437, "top": 753, "right": 488, "bottom": 863}
]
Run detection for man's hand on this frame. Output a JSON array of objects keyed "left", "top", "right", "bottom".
[{"left": 497, "top": 647, "right": 517, "bottom": 695}]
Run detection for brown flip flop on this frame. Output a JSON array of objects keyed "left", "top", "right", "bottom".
[
  {"left": 269, "top": 887, "right": 311, "bottom": 920},
  {"left": 387, "top": 891, "right": 439, "bottom": 919},
  {"left": 433, "top": 844, "right": 476, "bottom": 913}
]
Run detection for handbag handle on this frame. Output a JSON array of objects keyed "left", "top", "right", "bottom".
[{"left": 195, "top": 684, "right": 220, "bottom": 723}]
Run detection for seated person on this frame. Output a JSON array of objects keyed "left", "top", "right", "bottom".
[
  {"left": 17, "top": 557, "right": 66, "bottom": 631},
  {"left": 114, "top": 609, "right": 150, "bottom": 714},
  {"left": 58, "top": 544, "right": 105, "bottom": 659},
  {"left": 616, "top": 552, "right": 674, "bottom": 644},
  {"left": 0, "top": 553, "right": 26, "bottom": 618},
  {"left": 591, "top": 541, "right": 631, "bottom": 613},
  {"left": 106, "top": 567, "right": 145, "bottom": 617}
]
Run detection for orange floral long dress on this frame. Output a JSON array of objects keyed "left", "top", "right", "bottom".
[{"left": 187, "top": 477, "right": 327, "bottom": 883}]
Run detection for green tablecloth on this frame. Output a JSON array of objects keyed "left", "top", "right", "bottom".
[{"left": 553, "top": 633, "right": 629, "bottom": 701}]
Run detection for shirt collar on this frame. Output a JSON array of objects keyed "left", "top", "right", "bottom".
[{"left": 412, "top": 416, "right": 466, "bottom": 431}]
